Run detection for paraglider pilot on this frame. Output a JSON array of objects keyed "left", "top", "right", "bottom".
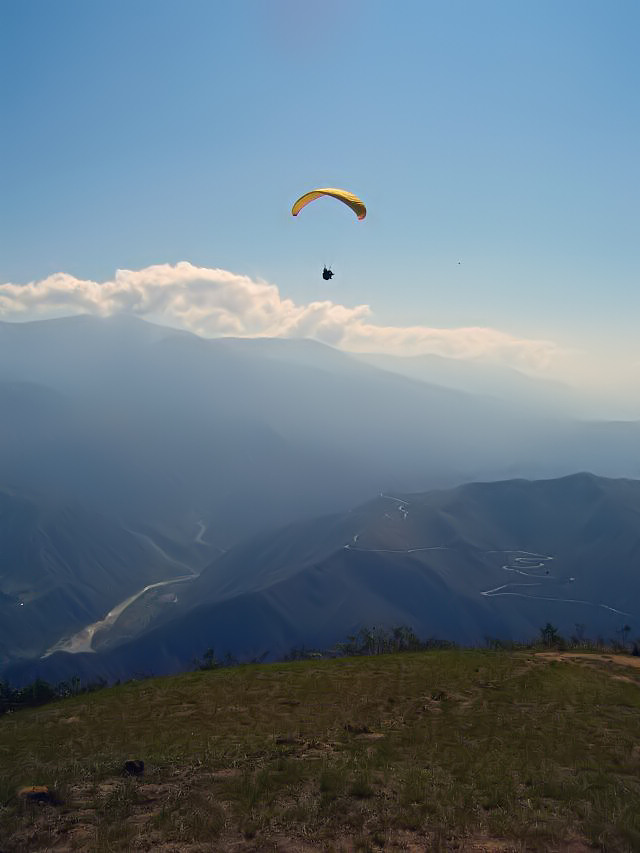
[{"left": 322, "top": 266, "right": 334, "bottom": 280}]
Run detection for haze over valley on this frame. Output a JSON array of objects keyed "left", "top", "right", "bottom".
[{"left": 1, "top": 315, "right": 639, "bottom": 685}]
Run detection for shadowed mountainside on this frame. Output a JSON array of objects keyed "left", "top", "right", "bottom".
[
  {"left": 10, "top": 472, "right": 640, "bottom": 685},
  {"left": 0, "top": 487, "right": 214, "bottom": 667}
]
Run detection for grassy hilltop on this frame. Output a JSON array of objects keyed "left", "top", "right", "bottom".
[{"left": 1, "top": 650, "right": 640, "bottom": 852}]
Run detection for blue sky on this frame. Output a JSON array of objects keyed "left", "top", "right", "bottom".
[{"left": 1, "top": 1, "right": 639, "bottom": 404}]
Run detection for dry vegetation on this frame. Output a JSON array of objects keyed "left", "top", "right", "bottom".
[{"left": 1, "top": 650, "right": 640, "bottom": 851}]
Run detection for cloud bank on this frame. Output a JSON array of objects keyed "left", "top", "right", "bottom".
[{"left": 0, "top": 262, "right": 558, "bottom": 370}]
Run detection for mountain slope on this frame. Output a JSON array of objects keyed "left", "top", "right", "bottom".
[
  {"left": 0, "top": 488, "right": 212, "bottom": 667},
  {"left": 12, "top": 472, "right": 640, "bottom": 685}
]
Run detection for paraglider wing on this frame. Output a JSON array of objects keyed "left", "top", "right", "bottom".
[{"left": 291, "top": 188, "right": 366, "bottom": 220}]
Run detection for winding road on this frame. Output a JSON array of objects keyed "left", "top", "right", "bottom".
[{"left": 480, "top": 550, "right": 632, "bottom": 616}]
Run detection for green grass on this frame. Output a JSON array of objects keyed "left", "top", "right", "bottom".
[{"left": 1, "top": 650, "right": 640, "bottom": 850}]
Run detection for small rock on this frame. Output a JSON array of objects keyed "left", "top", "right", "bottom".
[
  {"left": 275, "top": 734, "right": 303, "bottom": 745},
  {"left": 17, "top": 785, "right": 54, "bottom": 804},
  {"left": 122, "top": 759, "right": 145, "bottom": 776},
  {"left": 344, "top": 723, "right": 370, "bottom": 735}
]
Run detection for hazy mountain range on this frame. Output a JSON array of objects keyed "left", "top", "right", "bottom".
[
  {"left": 1, "top": 315, "right": 639, "bottom": 683},
  {"left": 353, "top": 351, "right": 577, "bottom": 413},
  {"left": 6, "top": 471, "right": 639, "bottom": 686}
]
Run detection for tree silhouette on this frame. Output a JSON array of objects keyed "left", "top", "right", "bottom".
[{"left": 540, "top": 622, "right": 561, "bottom": 648}]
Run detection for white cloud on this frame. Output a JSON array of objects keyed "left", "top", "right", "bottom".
[{"left": 0, "top": 261, "right": 559, "bottom": 370}]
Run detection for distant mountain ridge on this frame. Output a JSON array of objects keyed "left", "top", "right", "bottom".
[{"left": 354, "top": 350, "right": 576, "bottom": 412}]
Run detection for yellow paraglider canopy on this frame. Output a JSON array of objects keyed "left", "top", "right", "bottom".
[{"left": 291, "top": 188, "right": 366, "bottom": 221}]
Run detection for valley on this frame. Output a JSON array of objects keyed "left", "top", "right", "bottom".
[
  {"left": 43, "top": 573, "right": 198, "bottom": 657},
  {"left": 1, "top": 318, "right": 640, "bottom": 688}
]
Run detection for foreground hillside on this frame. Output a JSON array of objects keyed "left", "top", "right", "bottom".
[{"left": 2, "top": 650, "right": 639, "bottom": 851}]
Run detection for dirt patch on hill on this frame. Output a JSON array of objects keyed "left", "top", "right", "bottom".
[
  {"left": 535, "top": 651, "right": 640, "bottom": 690},
  {"left": 536, "top": 651, "right": 640, "bottom": 671},
  {"left": 459, "top": 837, "right": 596, "bottom": 852}
]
